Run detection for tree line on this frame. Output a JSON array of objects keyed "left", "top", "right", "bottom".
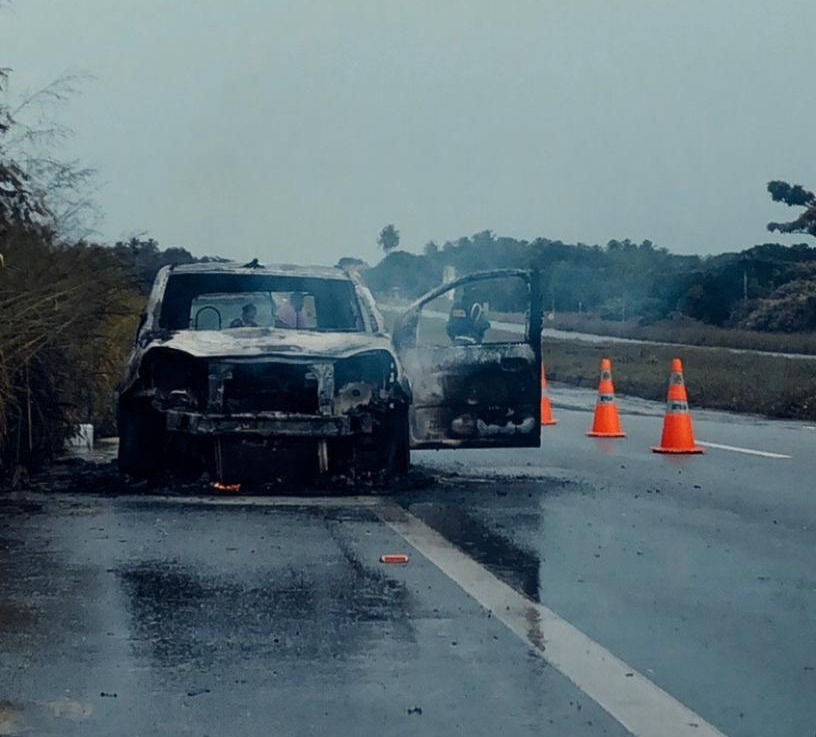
[{"left": 366, "top": 185, "right": 816, "bottom": 333}]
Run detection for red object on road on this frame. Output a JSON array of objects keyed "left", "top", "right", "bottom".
[
  {"left": 379, "top": 554, "right": 410, "bottom": 564},
  {"left": 212, "top": 482, "right": 242, "bottom": 493}
]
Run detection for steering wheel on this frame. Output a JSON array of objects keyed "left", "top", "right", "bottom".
[
  {"left": 193, "top": 305, "right": 222, "bottom": 330},
  {"left": 451, "top": 335, "right": 478, "bottom": 347}
]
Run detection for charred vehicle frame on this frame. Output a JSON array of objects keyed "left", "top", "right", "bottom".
[{"left": 118, "top": 262, "right": 542, "bottom": 482}]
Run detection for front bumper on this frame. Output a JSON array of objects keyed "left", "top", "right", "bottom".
[{"left": 164, "top": 409, "right": 367, "bottom": 438}]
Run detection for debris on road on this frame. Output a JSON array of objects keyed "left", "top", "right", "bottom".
[
  {"left": 379, "top": 553, "right": 410, "bottom": 564},
  {"left": 212, "top": 482, "right": 241, "bottom": 493},
  {"left": 0, "top": 452, "right": 436, "bottom": 497}
]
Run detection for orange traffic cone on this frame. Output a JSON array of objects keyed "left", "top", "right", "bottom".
[
  {"left": 587, "top": 358, "right": 626, "bottom": 437},
  {"left": 540, "top": 365, "right": 557, "bottom": 426},
  {"left": 652, "top": 358, "right": 704, "bottom": 454}
]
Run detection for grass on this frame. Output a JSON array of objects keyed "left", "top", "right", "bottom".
[
  {"left": 550, "top": 313, "right": 816, "bottom": 356},
  {"left": 544, "top": 339, "right": 816, "bottom": 420}
]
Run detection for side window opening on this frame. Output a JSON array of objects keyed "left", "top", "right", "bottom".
[{"left": 414, "top": 275, "right": 531, "bottom": 347}]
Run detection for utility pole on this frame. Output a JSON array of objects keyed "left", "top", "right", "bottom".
[{"left": 743, "top": 269, "right": 748, "bottom": 304}]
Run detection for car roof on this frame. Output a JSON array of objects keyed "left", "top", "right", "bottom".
[{"left": 166, "top": 261, "right": 351, "bottom": 281}]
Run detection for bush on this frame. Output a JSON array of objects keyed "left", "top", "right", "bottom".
[
  {"left": 0, "top": 226, "right": 141, "bottom": 476},
  {"left": 740, "top": 279, "right": 816, "bottom": 332}
]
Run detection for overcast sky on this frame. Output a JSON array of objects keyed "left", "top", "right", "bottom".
[{"left": 1, "top": 0, "right": 814, "bottom": 264}]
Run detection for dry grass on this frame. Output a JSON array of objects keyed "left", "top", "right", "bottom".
[
  {"left": 0, "top": 229, "right": 141, "bottom": 472},
  {"left": 551, "top": 313, "right": 816, "bottom": 356},
  {"left": 544, "top": 339, "right": 816, "bottom": 419}
]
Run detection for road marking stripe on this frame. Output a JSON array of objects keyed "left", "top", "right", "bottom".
[
  {"left": 377, "top": 501, "right": 727, "bottom": 737},
  {"left": 697, "top": 441, "right": 791, "bottom": 459}
]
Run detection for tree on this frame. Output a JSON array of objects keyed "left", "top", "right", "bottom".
[
  {"left": 377, "top": 224, "right": 400, "bottom": 253},
  {"left": 364, "top": 249, "right": 438, "bottom": 298},
  {"left": 336, "top": 256, "right": 368, "bottom": 272},
  {"left": 767, "top": 180, "right": 816, "bottom": 238},
  {"left": 0, "top": 68, "right": 45, "bottom": 237}
]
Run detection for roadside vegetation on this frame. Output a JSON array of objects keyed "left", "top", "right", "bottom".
[
  {"left": 0, "top": 69, "right": 205, "bottom": 481},
  {"left": 544, "top": 338, "right": 816, "bottom": 421},
  {"left": 548, "top": 313, "right": 816, "bottom": 356}
]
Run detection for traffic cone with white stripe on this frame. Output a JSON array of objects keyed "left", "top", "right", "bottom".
[
  {"left": 540, "top": 365, "right": 557, "bottom": 426},
  {"left": 587, "top": 358, "right": 626, "bottom": 437},
  {"left": 652, "top": 358, "right": 704, "bottom": 454}
]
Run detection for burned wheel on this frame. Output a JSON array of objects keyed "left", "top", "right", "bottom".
[
  {"left": 117, "top": 402, "right": 166, "bottom": 477},
  {"left": 329, "top": 405, "right": 410, "bottom": 482},
  {"left": 382, "top": 404, "right": 410, "bottom": 476}
]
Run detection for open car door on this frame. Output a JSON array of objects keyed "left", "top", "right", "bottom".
[{"left": 393, "top": 269, "right": 542, "bottom": 449}]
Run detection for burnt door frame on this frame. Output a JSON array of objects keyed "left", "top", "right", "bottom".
[{"left": 393, "top": 269, "right": 542, "bottom": 449}]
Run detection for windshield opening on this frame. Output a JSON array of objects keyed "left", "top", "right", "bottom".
[{"left": 159, "top": 273, "right": 364, "bottom": 332}]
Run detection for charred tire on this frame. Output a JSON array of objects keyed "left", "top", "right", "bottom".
[
  {"left": 117, "top": 402, "right": 166, "bottom": 477},
  {"left": 383, "top": 405, "right": 410, "bottom": 476}
]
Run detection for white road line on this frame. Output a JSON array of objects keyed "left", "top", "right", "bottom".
[
  {"left": 378, "top": 501, "right": 727, "bottom": 737},
  {"left": 697, "top": 441, "right": 791, "bottom": 459}
]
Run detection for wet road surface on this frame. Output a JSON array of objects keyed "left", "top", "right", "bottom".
[{"left": 2, "top": 389, "right": 815, "bottom": 736}]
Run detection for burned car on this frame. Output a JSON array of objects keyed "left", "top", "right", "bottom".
[{"left": 117, "top": 262, "right": 542, "bottom": 482}]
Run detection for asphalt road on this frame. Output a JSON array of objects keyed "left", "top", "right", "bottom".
[{"left": 1, "top": 388, "right": 815, "bottom": 736}]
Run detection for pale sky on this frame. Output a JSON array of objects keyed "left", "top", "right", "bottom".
[{"left": 1, "top": 0, "right": 814, "bottom": 264}]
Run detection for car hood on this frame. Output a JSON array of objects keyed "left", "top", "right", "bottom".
[{"left": 144, "top": 328, "right": 396, "bottom": 361}]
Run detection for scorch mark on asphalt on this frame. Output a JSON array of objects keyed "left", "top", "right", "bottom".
[
  {"left": 114, "top": 494, "right": 381, "bottom": 508},
  {"left": 377, "top": 501, "right": 728, "bottom": 737},
  {"left": 697, "top": 441, "right": 791, "bottom": 459}
]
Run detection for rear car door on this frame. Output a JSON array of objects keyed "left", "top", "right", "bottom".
[{"left": 392, "top": 269, "right": 542, "bottom": 449}]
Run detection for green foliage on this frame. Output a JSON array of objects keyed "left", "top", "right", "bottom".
[
  {"left": 365, "top": 250, "right": 438, "bottom": 299},
  {"left": 767, "top": 180, "right": 816, "bottom": 238},
  {"left": 363, "top": 230, "right": 816, "bottom": 332},
  {"left": 0, "top": 70, "right": 46, "bottom": 236},
  {"left": 741, "top": 275, "right": 816, "bottom": 333},
  {"left": 110, "top": 237, "right": 199, "bottom": 293},
  {"left": 336, "top": 256, "right": 367, "bottom": 270},
  {"left": 377, "top": 224, "right": 400, "bottom": 253}
]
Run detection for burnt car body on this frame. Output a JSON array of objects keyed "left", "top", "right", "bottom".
[{"left": 117, "top": 262, "right": 542, "bottom": 481}]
